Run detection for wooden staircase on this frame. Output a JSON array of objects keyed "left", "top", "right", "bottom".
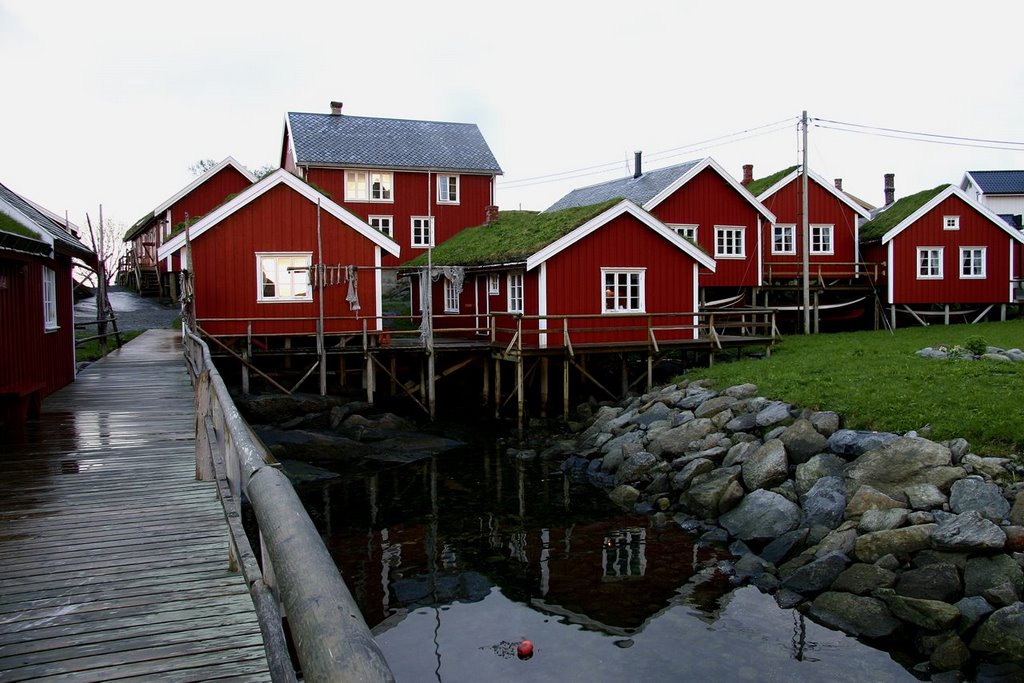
[{"left": 138, "top": 265, "right": 162, "bottom": 297}]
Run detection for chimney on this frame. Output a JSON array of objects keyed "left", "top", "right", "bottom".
[
  {"left": 834, "top": 178, "right": 843, "bottom": 191},
  {"left": 633, "top": 151, "right": 642, "bottom": 179},
  {"left": 742, "top": 164, "right": 754, "bottom": 185},
  {"left": 330, "top": 101, "right": 343, "bottom": 115},
  {"left": 484, "top": 205, "right": 499, "bottom": 224},
  {"left": 883, "top": 173, "right": 895, "bottom": 206}
]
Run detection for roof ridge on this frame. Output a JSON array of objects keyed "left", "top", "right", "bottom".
[{"left": 288, "top": 111, "right": 479, "bottom": 127}]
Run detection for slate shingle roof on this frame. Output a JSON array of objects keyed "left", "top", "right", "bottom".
[
  {"left": 544, "top": 160, "right": 702, "bottom": 212},
  {"left": 965, "top": 171, "right": 1024, "bottom": 195},
  {"left": 286, "top": 113, "right": 502, "bottom": 174},
  {"left": 0, "top": 181, "right": 94, "bottom": 261}
]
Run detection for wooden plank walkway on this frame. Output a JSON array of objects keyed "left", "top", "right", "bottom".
[{"left": 0, "top": 330, "right": 271, "bottom": 682}]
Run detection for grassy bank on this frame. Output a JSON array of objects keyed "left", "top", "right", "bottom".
[
  {"left": 75, "top": 330, "right": 145, "bottom": 362},
  {"left": 683, "top": 320, "right": 1024, "bottom": 457}
]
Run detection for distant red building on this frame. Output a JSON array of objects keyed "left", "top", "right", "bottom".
[
  {"left": 157, "top": 169, "right": 400, "bottom": 339},
  {"left": 0, "top": 181, "right": 95, "bottom": 424},
  {"left": 545, "top": 156, "right": 773, "bottom": 301},
  {"left": 122, "top": 157, "right": 254, "bottom": 296},
  {"left": 860, "top": 184, "right": 1024, "bottom": 326},
  {"left": 281, "top": 102, "right": 502, "bottom": 271}
]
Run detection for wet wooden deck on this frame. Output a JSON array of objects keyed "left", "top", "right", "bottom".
[{"left": 0, "top": 330, "right": 271, "bottom": 682}]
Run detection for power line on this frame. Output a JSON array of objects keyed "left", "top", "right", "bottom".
[{"left": 813, "top": 118, "right": 1024, "bottom": 152}]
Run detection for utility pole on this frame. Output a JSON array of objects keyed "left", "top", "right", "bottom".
[{"left": 801, "top": 110, "right": 811, "bottom": 335}]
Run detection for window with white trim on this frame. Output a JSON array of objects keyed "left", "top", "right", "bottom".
[
  {"left": 810, "top": 224, "right": 834, "bottom": 255},
  {"left": 257, "top": 253, "right": 312, "bottom": 301},
  {"left": 943, "top": 215, "right": 960, "bottom": 231},
  {"left": 669, "top": 224, "right": 698, "bottom": 243},
  {"left": 602, "top": 269, "right": 645, "bottom": 313},
  {"left": 772, "top": 224, "right": 795, "bottom": 255},
  {"left": 507, "top": 272, "right": 523, "bottom": 313},
  {"left": 437, "top": 175, "right": 460, "bottom": 204},
  {"left": 443, "top": 278, "right": 459, "bottom": 312},
  {"left": 916, "top": 247, "right": 943, "bottom": 279},
  {"left": 715, "top": 226, "right": 745, "bottom": 258},
  {"left": 42, "top": 267, "right": 57, "bottom": 330},
  {"left": 345, "top": 170, "right": 393, "bottom": 202},
  {"left": 487, "top": 273, "right": 500, "bottom": 295},
  {"left": 960, "top": 247, "right": 986, "bottom": 278},
  {"left": 368, "top": 215, "right": 393, "bottom": 238},
  {"left": 411, "top": 216, "right": 434, "bottom": 247}
]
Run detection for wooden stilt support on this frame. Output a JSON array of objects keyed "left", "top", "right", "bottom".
[
  {"left": 318, "top": 321, "right": 327, "bottom": 397},
  {"left": 482, "top": 356, "right": 490, "bottom": 405},
  {"left": 369, "top": 354, "right": 429, "bottom": 416},
  {"left": 494, "top": 357, "right": 502, "bottom": 419},
  {"left": 242, "top": 322, "right": 251, "bottom": 395},
  {"left": 944, "top": 304, "right": 950, "bottom": 326},
  {"left": 339, "top": 353, "right": 347, "bottom": 387},
  {"left": 427, "top": 351, "right": 436, "bottom": 420},
  {"left": 620, "top": 355, "right": 629, "bottom": 398},
  {"left": 813, "top": 291, "right": 820, "bottom": 334},
  {"left": 890, "top": 304, "right": 897, "bottom": 330},
  {"left": 365, "top": 353, "right": 375, "bottom": 404},
  {"left": 516, "top": 355, "right": 524, "bottom": 438},
  {"left": 563, "top": 357, "right": 570, "bottom": 421},
  {"left": 284, "top": 337, "right": 292, "bottom": 369},
  {"left": 540, "top": 357, "right": 549, "bottom": 419},
  {"left": 1001, "top": 304, "right": 1007, "bottom": 322},
  {"left": 570, "top": 357, "right": 616, "bottom": 401},
  {"left": 646, "top": 353, "right": 653, "bottom": 392},
  {"left": 199, "top": 326, "right": 291, "bottom": 395},
  {"left": 390, "top": 356, "right": 398, "bottom": 395}
]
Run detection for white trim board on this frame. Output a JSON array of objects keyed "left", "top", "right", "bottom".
[
  {"left": 151, "top": 156, "right": 257, "bottom": 219},
  {"left": 880, "top": 185, "right": 1024, "bottom": 246},
  {"left": 643, "top": 157, "right": 777, "bottom": 224}
]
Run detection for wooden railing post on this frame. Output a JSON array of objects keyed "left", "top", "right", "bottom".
[{"left": 195, "top": 370, "right": 214, "bottom": 481}]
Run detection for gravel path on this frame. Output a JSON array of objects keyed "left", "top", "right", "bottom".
[{"left": 74, "top": 286, "right": 180, "bottom": 331}]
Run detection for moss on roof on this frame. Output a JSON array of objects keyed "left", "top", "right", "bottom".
[
  {"left": 403, "top": 199, "right": 621, "bottom": 267},
  {"left": 745, "top": 166, "right": 799, "bottom": 197},
  {"left": 0, "top": 211, "right": 44, "bottom": 240},
  {"left": 859, "top": 185, "right": 949, "bottom": 242}
]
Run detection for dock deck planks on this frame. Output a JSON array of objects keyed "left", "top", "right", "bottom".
[{"left": 0, "top": 330, "right": 271, "bottom": 682}]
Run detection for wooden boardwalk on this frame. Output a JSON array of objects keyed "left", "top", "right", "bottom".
[{"left": 0, "top": 330, "right": 271, "bottom": 682}]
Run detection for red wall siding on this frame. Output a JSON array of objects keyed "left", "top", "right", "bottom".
[
  {"left": 304, "top": 168, "right": 493, "bottom": 268},
  {"left": 759, "top": 177, "right": 861, "bottom": 279},
  {"left": 651, "top": 168, "right": 761, "bottom": 288},
  {"left": 191, "top": 183, "right": 380, "bottom": 336},
  {"left": 0, "top": 253, "right": 76, "bottom": 401},
  {"left": 891, "top": 196, "right": 1014, "bottom": 305}
]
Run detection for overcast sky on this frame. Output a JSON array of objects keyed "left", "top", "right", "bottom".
[{"left": 2, "top": 0, "right": 1022, "bottom": 236}]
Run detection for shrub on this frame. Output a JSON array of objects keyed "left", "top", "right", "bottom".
[{"left": 963, "top": 335, "right": 988, "bottom": 356}]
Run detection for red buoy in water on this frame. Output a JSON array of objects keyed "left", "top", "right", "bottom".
[{"left": 517, "top": 640, "right": 534, "bottom": 659}]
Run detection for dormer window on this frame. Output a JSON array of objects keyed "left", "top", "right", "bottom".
[{"left": 944, "top": 215, "right": 960, "bottom": 231}]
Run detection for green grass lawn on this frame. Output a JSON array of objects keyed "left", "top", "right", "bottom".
[
  {"left": 683, "top": 320, "right": 1024, "bottom": 457},
  {"left": 75, "top": 329, "right": 145, "bottom": 363}
]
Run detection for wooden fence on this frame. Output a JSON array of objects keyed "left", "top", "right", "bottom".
[{"left": 184, "top": 330, "right": 394, "bottom": 682}]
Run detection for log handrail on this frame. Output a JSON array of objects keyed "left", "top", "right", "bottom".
[{"left": 184, "top": 331, "right": 394, "bottom": 683}]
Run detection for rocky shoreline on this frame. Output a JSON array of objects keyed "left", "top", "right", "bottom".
[{"left": 528, "top": 380, "right": 1024, "bottom": 678}]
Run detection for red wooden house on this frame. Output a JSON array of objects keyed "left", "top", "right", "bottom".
[
  {"left": 157, "top": 169, "right": 400, "bottom": 341},
  {"left": 405, "top": 199, "right": 716, "bottom": 349},
  {"left": 545, "top": 156, "right": 773, "bottom": 303},
  {"left": 122, "top": 157, "right": 255, "bottom": 297},
  {"left": 281, "top": 102, "right": 502, "bottom": 272},
  {"left": 743, "top": 165, "right": 872, "bottom": 282},
  {"left": 1, "top": 181, "right": 95, "bottom": 424},
  {"left": 860, "top": 184, "right": 1024, "bottom": 327}
]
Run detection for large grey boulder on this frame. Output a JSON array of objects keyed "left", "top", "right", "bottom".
[
  {"left": 781, "top": 551, "right": 849, "bottom": 594},
  {"left": 971, "top": 602, "right": 1024, "bottom": 660},
  {"left": 949, "top": 477, "right": 1011, "bottom": 521},
  {"left": 723, "top": 383, "right": 758, "bottom": 399},
  {"left": 615, "top": 451, "right": 660, "bottom": 484},
  {"left": 808, "top": 592, "right": 902, "bottom": 639},
  {"left": 801, "top": 476, "right": 846, "bottom": 530},
  {"left": 854, "top": 524, "right": 936, "bottom": 563},
  {"left": 858, "top": 508, "right": 910, "bottom": 533},
  {"left": 964, "top": 555, "right": 1023, "bottom": 599},
  {"left": 722, "top": 440, "right": 758, "bottom": 467},
  {"left": 902, "top": 483, "right": 948, "bottom": 511},
  {"left": 961, "top": 453, "right": 1012, "bottom": 480},
  {"left": 648, "top": 418, "right": 715, "bottom": 457},
  {"left": 832, "top": 563, "right": 897, "bottom": 595},
  {"left": 670, "top": 458, "right": 714, "bottom": 491},
  {"left": 755, "top": 401, "right": 792, "bottom": 428},
  {"left": 741, "top": 439, "right": 788, "bottom": 491},
  {"left": 760, "top": 528, "right": 809, "bottom": 565},
  {"left": 809, "top": 411, "right": 840, "bottom": 437},
  {"left": 875, "top": 589, "right": 960, "bottom": 631},
  {"left": 724, "top": 412, "right": 758, "bottom": 433},
  {"left": 828, "top": 429, "right": 899, "bottom": 458},
  {"left": 795, "top": 454, "right": 846, "bottom": 496},
  {"left": 843, "top": 437, "right": 964, "bottom": 500},
  {"left": 845, "top": 485, "right": 905, "bottom": 518},
  {"left": 896, "top": 562, "right": 962, "bottom": 602},
  {"left": 694, "top": 395, "right": 738, "bottom": 419},
  {"left": 955, "top": 596, "right": 995, "bottom": 632},
  {"left": 680, "top": 466, "right": 742, "bottom": 519},
  {"left": 779, "top": 418, "right": 829, "bottom": 464},
  {"left": 719, "top": 489, "right": 802, "bottom": 541},
  {"left": 931, "top": 510, "right": 1007, "bottom": 551},
  {"left": 608, "top": 484, "right": 641, "bottom": 509},
  {"left": 600, "top": 429, "right": 645, "bottom": 457}
]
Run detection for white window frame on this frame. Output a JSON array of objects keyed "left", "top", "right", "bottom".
[
  {"left": 601, "top": 268, "right": 646, "bottom": 314},
  {"left": 257, "top": 252, "right": 312, "bottom": 302},
  {"left": 960, "top": 246, "right": 986, "bottom": 279},
  {"left": 810, "top": 224, "right": 835, "bottom": 255},
  {"left": 344, "top": 170, "right": 393, "bottom": 202},
  {"left": 437, "top": 174, "right": 460, "bottom": 204},
  {"left": 487, "top": 273, "right": 500, "bottom": 295},
  {"left": 669, "top": 224, "right": 698, "bottom": 243},
  {"left": 943, "top": 215, "right": 960, "bottom": 231},
  {"left": 42, "top": 267, "right": 58, "bottom": 330},
  {"left": 443, "top": 278, "right": 459, "bottom": 313},
  {"left": 714, "top": 226, "right": 745, "bottom": 258},
  {"left": 411, "top": 216, "right": 434, "bottom": 248},
  {"left": 368, "top": 215, "right": 393, "bottom": 238},
  {"left": 507, "top": 272, "right": 524, "bottom": 313},
  {"left": 916, "top": 247, "right": 943, "bottom": 280},
  {"left": 771, "top": 224, "right": 796, "bottom": 255}
]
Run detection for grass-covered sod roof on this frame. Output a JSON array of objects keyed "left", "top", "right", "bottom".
[
  {"left": 404, "top": 199, "right": 621, "bottom": 267},
  {"left": 0, "top": 211, "right": 44, "bottom": 239},
  {"left": 745, "top": 166, "right": 799, "bottom": 197},
  {"left": 859, "top": 185, "right": 949, "bottom": 242}
]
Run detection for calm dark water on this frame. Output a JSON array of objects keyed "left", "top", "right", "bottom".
[{"left": 287, "top": 445, "right": 918, "bottom": 683}]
